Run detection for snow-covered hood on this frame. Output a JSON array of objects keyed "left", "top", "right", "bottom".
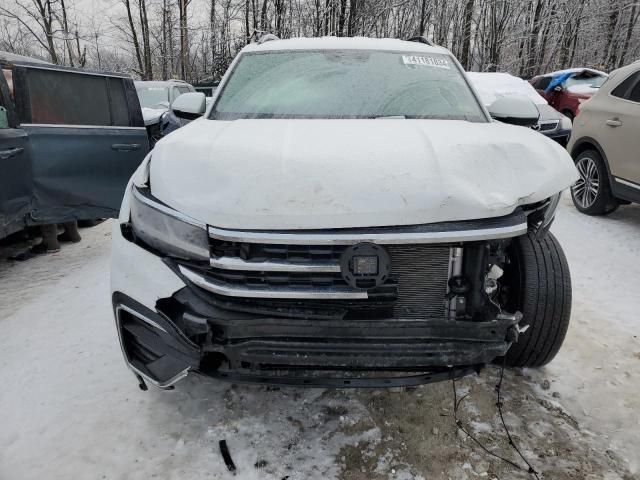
[
  {"left": 149, "top": 118, "right": 578, "bottom": 230},
  {"left": 141, "top": 107, "right": 168, "bottom": 126}
]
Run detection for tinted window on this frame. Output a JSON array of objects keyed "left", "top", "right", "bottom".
[
  {"left": 108, "top": 78, "right": 130, "bottom": 126},
  {"left": 611, "top": 71, "right": 640, "bottom": 100},
  {"left": 27, "top": 69, "right": 111, "bottom": 125},
  {"left": 212, "top": 50, "right": 486, "bottom": 121},
  {"left": 628, "top": 80, "right": 640, "bottom": 103},
  {"left": 534, "top": 77, "right": 552, "bottom": 90}
]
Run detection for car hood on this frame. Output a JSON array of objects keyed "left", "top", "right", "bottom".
[
  {"left": 536, "top": 104, "right": 563, "bottom": 122},
  {"left": 141, "top": 107, "right": 168, "bottom": 126},
  {"left": 149, "top": 118, "right": 578, "bottom": 230}
]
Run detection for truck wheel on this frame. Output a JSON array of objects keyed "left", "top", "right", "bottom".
[
  {"left": 570, "top": 149, "right": 619, "bottom": 215},
  {"left": 504, "top": 232, "right": 572, "bottom": 368}
]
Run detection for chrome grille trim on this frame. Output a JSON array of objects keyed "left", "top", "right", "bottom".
[
  {"left": 210, "top": 255, "right": 341, "bottom": 272},
  {"left": 536, "top": 120, "right": 560, "bottom": 132},
  {"left": 207, "top": 222, "right": 527, "bottom": 245},
  {"left": 179, "top": 265, "right": 368, "bottom": 299}
]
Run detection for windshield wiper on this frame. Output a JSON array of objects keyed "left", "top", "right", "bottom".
[{"left": 373, "top": 115, "right": 406, "bottom": 119}]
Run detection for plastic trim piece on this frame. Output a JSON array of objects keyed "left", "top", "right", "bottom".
[
  {"left": 114, "top": 304, "right": 190, "bottom": 389},
  {"left": 179, "top": 264, "right": 368, "bottom": 299},
  {"left": 207, "top": 221, "right": 528, "bottom": 245},
  {"left": 614, "top": 176, "right": 640, "bottom": 191},
  {"left": 210, "top": 255, "right": 341, "bottom": 272}
]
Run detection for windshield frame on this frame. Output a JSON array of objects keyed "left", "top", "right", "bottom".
[{"left": 207, "top": 48, "right": 490, "bottom": 122}]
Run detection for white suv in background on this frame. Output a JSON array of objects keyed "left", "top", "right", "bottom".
[{"left": 111, "top": 37, "right": 577, "bottom": 390}]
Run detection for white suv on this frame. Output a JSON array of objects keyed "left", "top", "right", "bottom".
[{"left": 111, "top": 37, "right": 578, "bottom": 390}]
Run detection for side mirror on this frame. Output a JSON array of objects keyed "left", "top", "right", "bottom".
[
  {"left": 553, "top": 85, "right": 564, "bottom": 93},
  {"left": 171, "top": 92, "right": 206, "bottom": 120},
  {"left": 488, "top": 96, "right": 539, "bottom": 127}
]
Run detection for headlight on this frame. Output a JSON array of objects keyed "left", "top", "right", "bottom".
[
  {"left": 525, "top": 192, "right": 561, "bottom": 240},
  {"left": 541, "top": 192, "right": 561, "bottom": 229},
  {"left": 560, "top": 115, "right": 572, "bottom": 130},
  {"left": 129, "top": 186, "right": 209, "bottom": 261}
]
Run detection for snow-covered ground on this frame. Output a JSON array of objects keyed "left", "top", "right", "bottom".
[{"left": 0, "top": 195, "right": 638, "bottom": 479}]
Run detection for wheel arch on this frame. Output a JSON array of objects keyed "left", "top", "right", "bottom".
[{"left": 569, "top": 137, "right": 615, "bottom": 188}]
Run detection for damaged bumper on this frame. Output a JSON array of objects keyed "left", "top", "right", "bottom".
[
  {"left": 111, "top": 213, "right": 526, "bottom": 389},
  {"left": 112, "top": 290, "right": 520, "bottom": 388}
]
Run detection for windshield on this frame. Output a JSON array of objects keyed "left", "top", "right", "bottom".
[
  {"left": 565, "top": 74, "right": 607, "bottom": 89},
  {"left": 136, "top": 86, "right": 170, "bottom": 109},
  {"left": 210, "top": 50, "right": 486, "bottom": 121}
]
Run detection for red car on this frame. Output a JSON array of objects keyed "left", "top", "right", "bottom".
[{"left": 530, "top": 68, "right": 608, "bottom": 120}]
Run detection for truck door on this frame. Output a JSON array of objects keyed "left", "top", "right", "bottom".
[
  {"left": 0, "top": 68, "right": 31, "bottom": 238},
  {"left": 13, "top": 64, "right": 149, "bottom": 224}
]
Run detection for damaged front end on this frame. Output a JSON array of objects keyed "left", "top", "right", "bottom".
[{"left": 111, "top": 185, "right": 563, "bottom": 389}]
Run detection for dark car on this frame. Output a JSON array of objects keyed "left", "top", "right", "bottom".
[
  {"left": 467, "top": 72, "right": 572, "bottom": 146},
  {"left": 530, "top": 68, "right": 608, "bottom": 121},
  {"left": 0, "top": 52, "right": 149, "bottom": 239}
]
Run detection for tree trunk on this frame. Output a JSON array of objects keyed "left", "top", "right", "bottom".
[
  {"left": 459, "top": 0, "right": 474, "bottom": 70},
  {"left": 337, "top": 0, "right": 347, "bottom": 36},
  {"left": 179, "top": 0, "right": 189, "bottom": 80},
  {"left": 59, "top": 0, "right": 75, "bottom": 66},
  {"left": 210, "top": 0, "right": 217, "bottom": 77},
  {"left": 260, "top": 0, "right": 268, "bottom": 31},
  {"left": 618, "top": 2, "right": 638, "bottom": 68},
  {"left": 524, "top": 0, "right": 544, "bottom": 78},
  {"left": 124, "top": 0, "right": 144, "bottom": 76},
  {"left": 138, "top": 0, "right": 152, "bottom": 79},
  {"left": 245, "top": 0, "right": 251, "bottom": 42}
]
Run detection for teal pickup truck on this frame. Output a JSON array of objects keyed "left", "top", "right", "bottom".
[{"left": 0, "top": 52, "right": 149, "bottom": 239}]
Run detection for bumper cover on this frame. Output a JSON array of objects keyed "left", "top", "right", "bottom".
[{"left": 113, "top": 290, "right": 519, "bottom": 389}]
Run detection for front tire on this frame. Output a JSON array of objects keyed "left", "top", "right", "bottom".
[
  {"left": 504, "top": 233, "right": 572, "bottom": 368},
  {"left": 570, "top": 149, "right": 619, "bottom": 215}
]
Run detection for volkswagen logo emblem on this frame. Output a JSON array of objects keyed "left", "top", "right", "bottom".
[{"left": 339, "top": 243, "right": 390, "bottom": 289}]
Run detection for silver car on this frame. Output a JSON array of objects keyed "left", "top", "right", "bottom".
[{"left": 568, "top": 61, "right": 640, "bottom": 214}]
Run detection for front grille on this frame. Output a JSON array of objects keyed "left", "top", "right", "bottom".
[{"left": 180, "top": 238, "right": 452, "bottom": 320}]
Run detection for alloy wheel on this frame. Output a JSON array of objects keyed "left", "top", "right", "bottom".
[{"left": 572, "top": 156, "right": 600, "bottom": 209}]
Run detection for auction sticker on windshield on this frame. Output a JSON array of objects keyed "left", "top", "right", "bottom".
[{"left": 402, "top": 55, "right": 450, "bottom": 69}]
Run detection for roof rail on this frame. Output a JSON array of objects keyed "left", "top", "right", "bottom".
[
  {"left": 250, "top": 30, "right": 279, "bottom": 45},
  {"left": 406, "top": 36, "right": 436, "bottom": 47}
]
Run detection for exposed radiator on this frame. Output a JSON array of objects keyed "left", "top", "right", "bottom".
[{"left": 387, "top": 245, "right": 450, "bottom": 319}]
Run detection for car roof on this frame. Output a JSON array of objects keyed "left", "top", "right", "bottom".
[
  {"left": 0, "top": 51, "right": 51, "bottom": 65},
  {"left": 609, "top": 60, "right": 640, "bottom": 80},
  {"left": 542, "top": 67, "right": 608, "bottom": 78},
  {"left": 241, "top": 36, "right": 450, "bottom": 55}
]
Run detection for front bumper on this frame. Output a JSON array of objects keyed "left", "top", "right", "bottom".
[
  {"left": 112, "top": 286, "right": 520, "bottom": 389},
  {"left": 111, "top": 208, "right": 524, "bottom": 389}
]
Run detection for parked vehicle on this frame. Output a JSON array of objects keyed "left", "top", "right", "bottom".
[
  {"left": 135, "top": 79, "right": 195, "bottom": 146},
  {"left": 530, "top": 68, "right": 608, "bottom": 120},
  {"left": 111, "top": 37, "right": 578, "bottom": 390},
  {"left": 0, "top": 53, "right": 149, "bottom": 240},
  {"left": 468, "top": 71, "right": 572, "bottom": 146},
  {"left": 568, "top": 61, "right": 640, "bottom": 215}
]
